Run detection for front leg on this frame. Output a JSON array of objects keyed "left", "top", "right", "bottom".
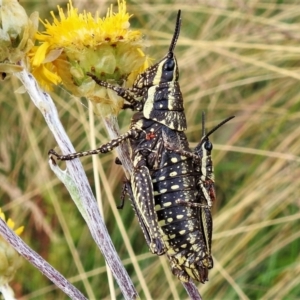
[
  {"left": 87, "top": 72, "right": 142, "bottom": 110},
  {"left": 48, "top": 129, "right": 139, "bottom": 161}
]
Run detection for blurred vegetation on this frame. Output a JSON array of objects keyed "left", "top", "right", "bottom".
[{"left": 1, "top": 0, "right": 300, "bottom": 299}]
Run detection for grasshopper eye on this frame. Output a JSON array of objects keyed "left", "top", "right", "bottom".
[
  {"left": 161, "top": 58, "right": 176, "bottom": 82},
  {"left": 204, "top": 140, "right": 213, "bottom": 151},
  {"left": 164, "top": 58, "right": 175, "bottom": 71}
]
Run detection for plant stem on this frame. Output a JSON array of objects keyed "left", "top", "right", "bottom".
[
  {"left": 14, "top": 69, "right": 138, "bottom": 300},
  {"left": 183, "top": 282, "right": 203, "bottom": 300},
  {"left": 0, "top": 218, "right": 87, "bottom": 300}
]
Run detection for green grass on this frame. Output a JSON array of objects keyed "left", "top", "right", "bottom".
[{"left": 1, "top": 0, "right": 300, "bottom": 299}]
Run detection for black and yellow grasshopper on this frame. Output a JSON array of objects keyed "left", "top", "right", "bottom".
[{"left": 49, "top": 10, "right": 233, "bottom": 283}]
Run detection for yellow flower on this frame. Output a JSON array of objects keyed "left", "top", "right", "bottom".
[
  {"left": 30, "top": 0, "right": 149, "bottom": 116},
  {"left": 0, "top": 209, "right": 23, "bottom": 286},
  {"left": 0, "top": 209, "right": 24, "bottom": 236},
  {"left": 0, "top": 0, "right": 38, "bottom": 76}
]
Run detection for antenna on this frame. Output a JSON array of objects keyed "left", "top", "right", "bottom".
[
  {"left": 203, "top": 115, "right": 235, "bottom": 140},
  {"left": 168, "top": 10, "right": 181, "bottom": 55},
  {"left": 202, "top": 111, "right": 206, "bottom": 137}
]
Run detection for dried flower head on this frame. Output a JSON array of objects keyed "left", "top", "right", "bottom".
[{"left": 30, "top": 0, "right": 149, "bottom": 116}]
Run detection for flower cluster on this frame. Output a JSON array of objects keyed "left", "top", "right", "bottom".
[{"left": 29, "top": 0, "right": 149, "bottom": 116}]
